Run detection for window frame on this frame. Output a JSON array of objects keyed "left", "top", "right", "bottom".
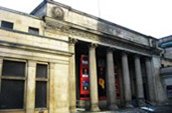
[
  {"left": 0, "top": 58, "right": 27, "bottom": 110},
  {"left": 1, "top": 20, "right": 14, "bottom": 30},
  {"left": 35, "top": 62, "right": 49, "bottom": 109},
  {"left": 28, "top": 26, "right": 39, "bottom": 35}
]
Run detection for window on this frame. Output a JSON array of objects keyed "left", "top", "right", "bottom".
[
  {"left": 1, "top": 21, "right": 13, "bottom": 29},
  {"left": 28, "top": 27, "right": 39, "bottom": 35},
  {"left": 35, "top": 64, "right": 48, "bottom": 108},
  {"left": 167, "top": 85, "right": 172, "bottom": 98},
  {"left": 0, "top": 60, "right": 26, "bottom": 109}
]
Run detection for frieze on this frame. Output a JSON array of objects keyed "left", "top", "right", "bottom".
[
  {"left": 68, "top": 28, "right": 144, "bottom": 49},
  {"left": 69, "top": 29, "right": 99, "bottom": 41},
  {"left": 45, "top": 20, "right": 70, "bottom": 32},
  {"left": 97, "top": 21, "right": 149, "bottom": 46},
  {"left": 68, "top": 28, "right": 152, "bottom": 55}
]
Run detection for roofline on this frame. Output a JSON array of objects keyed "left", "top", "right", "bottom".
[
  {"left": 30, "top": 0, "right": 47, "bottom": 15},
  {"left": 46, "top": 0, "right": 157, "bottom": 40},
  {"left": 160, "top": 35, "right": 172, "bottom": 40},
  {"left": 0, "top": 6, "right": 42, "bottom": 20},
  {"left": 159, "top": 35, "right": 172, "bottom": 45},
  {"left": 31, "top": 0, "right": 157, "bottom": 40},
  {"left": 4, "top": 0, "right": 158, "bottom": 40}
]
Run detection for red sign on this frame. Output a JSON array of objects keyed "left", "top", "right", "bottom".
[{"left": 80, "top": 55, "right": 90, "bottom": 100}]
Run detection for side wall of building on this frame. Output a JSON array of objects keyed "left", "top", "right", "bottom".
[
  {"left": 0, "top": 8, "right": 71, "bottom": 113},
  {"left": 152, "top": 56, "right": 167, "bottom": 103}
]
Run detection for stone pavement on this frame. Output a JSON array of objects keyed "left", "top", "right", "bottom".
[{"left": 77, "top": 108, "right": 146, "bottom": 113}]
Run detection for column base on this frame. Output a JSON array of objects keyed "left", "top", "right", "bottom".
[
  {"left": 125, "top": 101, "right": 134, "bottom": 108},
  {"left": 108, "top": 103, "right": 118, "bottom": 110},
  {"left": 90, "top": 103, "right": 100, "bottom": 112},
  {"left": 69, "top": 106, "right": 76, "bottom": 113},
  {"left": 145, "top": 100, "right": 156, "bottom": 106},
  {"left": 138, "top": 98, "right": 146, "bottom": 107}
]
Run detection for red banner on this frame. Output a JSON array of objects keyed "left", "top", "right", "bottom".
[{"left": 80, "top": 55, "right": 90, "bottom": 100}]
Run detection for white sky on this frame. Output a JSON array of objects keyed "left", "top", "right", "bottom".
[{"left": 0, "top": 0, "right": 171, "bottom": 38}]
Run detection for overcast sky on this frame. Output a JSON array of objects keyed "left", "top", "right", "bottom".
[{"left": 0, "top": 0, "right": 171, "bottom": 38}]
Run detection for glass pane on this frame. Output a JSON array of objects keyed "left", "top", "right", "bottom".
[
  {"left": 1, "top": 21, "right": 13, "bottom": 29},
  {"left": 2, "top": 60, "right": 26, "bottom": 77},
  {"left": 28, "top": 27, "right": 39, "bottom": 35},
  {"left": 36, "top": 64, "right": 47, "bottom": 78},
  {"left": 0, "top": 80, "right": 24, "bottom": 109},
  {"left": 35, "top": 81, "right": 47, "bottom": 108}
]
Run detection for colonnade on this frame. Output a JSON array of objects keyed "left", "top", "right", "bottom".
[{"left": 87, "top": 44, "right": 154, "bottom": 111}]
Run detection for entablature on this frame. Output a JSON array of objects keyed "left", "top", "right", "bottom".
[{"left": 44, "top": 16, "right": 161, "bottom": 56}]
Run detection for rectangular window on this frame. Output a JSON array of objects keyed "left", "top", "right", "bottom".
[
  {"left": 2, "top": 60, "right": 25, "bottom": 77},
  {"left": 35, "top": 63, "right": 48, "bottom": 108},
  {"left": 0, "top": 60, "right": 26, "bottom": 109},
  {"left": 35, "top": 81, "right": 47, "bottom": 108},
  {"left": 28, "top": 27, "right": 39, "bottom": 35},
  {"left": 36, "top": 64, "right": 48, "bottom": 78},
  {"left": 1, "top": 21, "right": 13, "bottom": 29}
]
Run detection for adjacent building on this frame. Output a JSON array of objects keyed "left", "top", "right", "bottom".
[
  {"left": 0, "top": 0, "right": 167, "bottom": 113},
  {"left": 159, "top": 36, "right": 172, "bottom": 101}
]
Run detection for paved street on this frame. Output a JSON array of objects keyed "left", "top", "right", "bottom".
[
  {"left": 77, "top": 102, "right": 172, "bottom": 113},
  {"left": 77, "top": 108, "right": 146, "bottom": 113}
]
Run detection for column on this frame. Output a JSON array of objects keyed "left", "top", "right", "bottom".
[
  {"left": 106, "top": 49, "right": 118, "bottom": 110},
  {"left": 89, "top": 44, "right": 100, "bottom": 111},
  {"left": 134, "top": 55, "right": 144, "bottom": 106},
  {"left": 26, "top": 60, "right": 36, "bottom": 113},
  {"left": 145, "top": 58, "right": 155, "bottom": 103},
  {"left": 122, "top": 52, "right": 132, "bottom": 107},
  {"left": 69, "top": 38, "right": 77, "bottom": 113}
]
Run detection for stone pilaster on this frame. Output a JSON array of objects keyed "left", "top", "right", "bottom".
[
  {"left": 49, "top": 63, "right": 55, "bottom": 113},
  {"left": 54, "top": 63, "right": 70, "bottom": 113},
  {"left": 26, "top": 60, "right": 36, "bottom": 113},
  {"left": 150, "top": 56, "right": 167, "bottom": 103},
  {"left": 106, "top": 49, "right": 118, "bottom": 110},
  {"left": 89, "top": 44, "right": 100, "bottom": 111},
  {"left": 69, "top": 38, "right": 77, "bottom": 113},
  {"left": 122, "top": 52, "right": 132, "bottom": 107},
  {"left": 134, "top": 55, "right": 144, "bottom": 106}
]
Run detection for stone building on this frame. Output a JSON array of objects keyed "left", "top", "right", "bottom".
[
  {"left": 159, "top": 36, "right": 172, "bottom": 101},
  {"left": 0, "top": 0, "right": 167, "bottom": 113}
]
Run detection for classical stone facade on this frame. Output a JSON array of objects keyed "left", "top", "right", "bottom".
[{"left": 0, "top": 0, "right": 167, "bottom": 113}]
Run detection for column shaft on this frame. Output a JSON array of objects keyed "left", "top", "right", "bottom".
[
  {"left": 135, "top": 56, "right": 144, "bottom": 106},
  {"left": 145, "top": 58, "right": 155, "bottom": 103},
  {"left": 89, "top": 44, "right": 100, "bottom": 111},
  {"left": 106, "top": 50, "right": 117, "bottom": 110},
  {"left": 26, "top": 60, "right": 36, "bottom": 113},
  {"left": 122, "top": 52, "right": 132, "bottom": 106}
]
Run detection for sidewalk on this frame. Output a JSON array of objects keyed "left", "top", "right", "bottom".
[{"left": 77, "top": 108, "right": 145, "bottom": 113}]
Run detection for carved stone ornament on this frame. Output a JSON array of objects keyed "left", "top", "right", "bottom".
[
  {"left": 52, "top": 7, "right": 64, "bottom": 19},
  {"left": 69, "top": 37, "right": 78, "bottom": 44}
]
